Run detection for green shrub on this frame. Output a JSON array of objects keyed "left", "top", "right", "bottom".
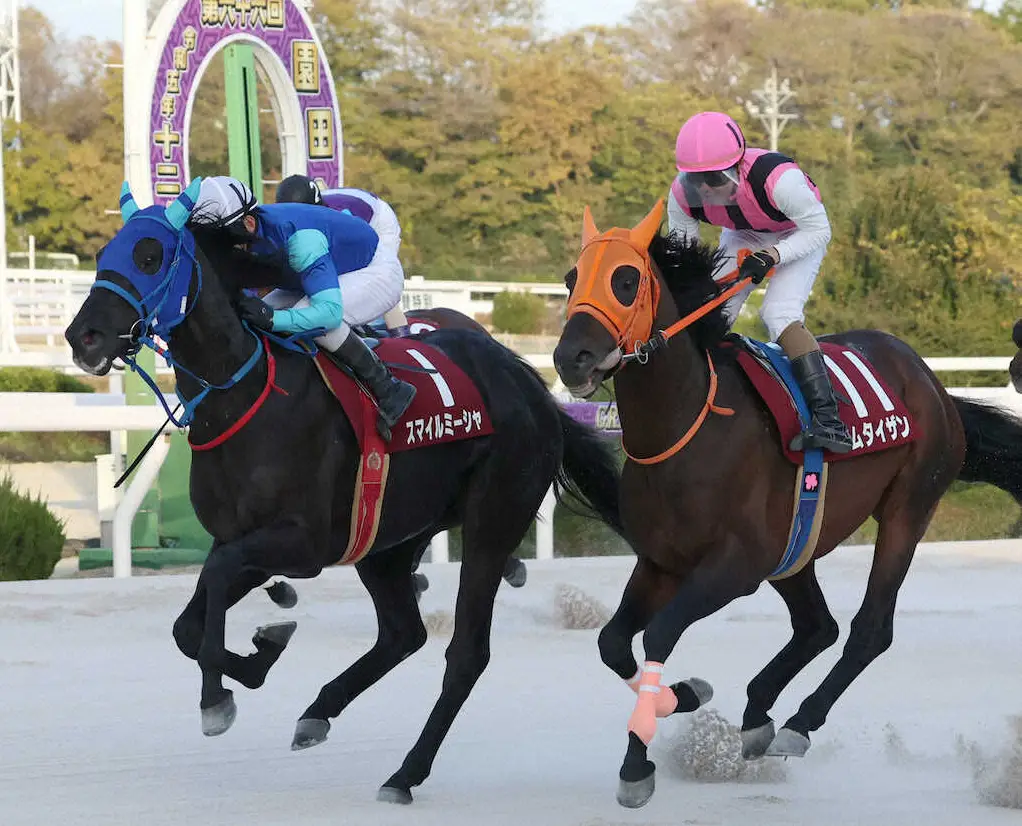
[
  {"left": 0, "top": 368, "right": 105, "bottom": 462},
  {"left": 0, "top": 367, "right": 94, "bottom": 394},
  {"left": 491, "top": 291, "right": 546, "bottom": 334},
  {"left": 0, "top": 474, "right": 65, "bottom": 580}
]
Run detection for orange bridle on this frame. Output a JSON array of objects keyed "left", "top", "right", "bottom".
[
  {"left": 564, "top": 200, "right": 777, "bottom": 463},
  {"left": 566, "top": 200, "right": 664, "bottom": 358},
  {"left": 566, "top": 198, "right": 763, "bottom": 364}
]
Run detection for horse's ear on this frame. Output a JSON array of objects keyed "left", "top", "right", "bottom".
[
  {"left": 166, "top": 177, "right": 203, "bottom": 230},
  {"left": 630, "top": 198, "right": 664, "bottom": 251},
  {"left": 119, "top": 182, "right": 139, "bottom": 223},
  {"left": 582, "top": 205, "right": 600, "bottom": 247}
]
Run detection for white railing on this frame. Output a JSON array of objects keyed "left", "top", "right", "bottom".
[
  {"left": 1, "top": 355, "right": 1019, "bottom": 577},
  {"left": 0, "top": 396, "right": 172, "bottom": 578}
]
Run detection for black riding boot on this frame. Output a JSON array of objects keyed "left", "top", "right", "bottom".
[
  {"left": 327, "top": 333, "right": 416, "bottom": 439},
  {"left": 788, "top": 350, "right": 853, "bottom": 454}
]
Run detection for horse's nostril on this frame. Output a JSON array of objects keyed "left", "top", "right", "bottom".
[{"left": 79, "top": 329, "right": 104, "bottom": 349}]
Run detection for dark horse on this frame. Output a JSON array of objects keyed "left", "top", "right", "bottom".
[
  {"left": 552, "top": 200, "right": 1022, "bottom": 808},
  {"left": 65, "top": 183, "right": 624, "bottom": 804}
]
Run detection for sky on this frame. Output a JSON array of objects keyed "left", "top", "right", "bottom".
[{"left": 24, "top": 0, "right": 640, "bottom": 43}]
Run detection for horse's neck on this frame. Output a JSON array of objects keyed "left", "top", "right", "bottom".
[
  {"left": 167, "top": 257, "right": 262, "bottom": 411},
  {"left": 613, "top": 297, "right": 710, "bottom": 460}
]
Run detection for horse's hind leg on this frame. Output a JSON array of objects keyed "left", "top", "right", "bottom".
[
  {"left": 767, "top": 475, "right": 948, "bottom": 757},
  {"left": 377, "top": 463, "right": 551, "bottom": 804},
  {"left": 291, "top": 534, "right": 428, "bottom": 750},
  {"left": 740, "top": 562, "right": 839, "bottom": 758}
]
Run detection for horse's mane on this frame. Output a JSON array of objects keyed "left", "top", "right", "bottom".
[
  {"left": 648, "top": 231, "right": 732, "bottom": 352},
  {"left": 187, "top": 213, "right": 286, "bottom": 293}
]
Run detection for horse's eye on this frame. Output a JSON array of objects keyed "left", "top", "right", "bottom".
[
  {"left": 132, "top": 238, "right": 164, "bottom": 276},
  {"left": 611, "top": 265, "right": 640, "bottom": 307}
]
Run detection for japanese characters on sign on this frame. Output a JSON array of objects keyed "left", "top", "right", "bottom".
[{"left": 148, "top": 0, "right": 341, "bottom": 205}]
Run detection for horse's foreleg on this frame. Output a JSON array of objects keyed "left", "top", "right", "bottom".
[
  {"left": 617, "top": 539, "right": 762, "bottom": 809},
  {"left": 292, "top": 537, "right": 428, "bottom": 751},
  {"left": 192, "top": 522, "right": 310, "bottom": 737},
  {"left": 599, "top": 559, "right": 712, "bottom": 717},
  {"left": 173, "top": 566, "right": 296, "bottom": 690},
  {"left": 739, "top": 562, "right": 839, "bottom": 759}
]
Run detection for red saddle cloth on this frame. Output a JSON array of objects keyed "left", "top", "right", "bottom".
[
  {"left": 312, "top": 338, "right": 494, "bottom": 564},
  {"left": 735, "top": 341, "right": 920, "bottom": 465},
  {"left": 314, "top": 338, "right": 494, "bottom": 452}
]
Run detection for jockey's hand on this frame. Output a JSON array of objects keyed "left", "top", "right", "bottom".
[
  {"left": 237, "top": 295, "right": 274, "bottom": 331},
  {"left": 740, "top": 249, "right": 778, "bottom": 285}
]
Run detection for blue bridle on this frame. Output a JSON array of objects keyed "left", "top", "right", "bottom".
[{"left": 91, "top": 179, "right": 265, "bottom": 428}]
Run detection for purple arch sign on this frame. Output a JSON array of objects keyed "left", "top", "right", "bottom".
[{"left": 147, "top": 0, "right": 342, "bottom": 206}]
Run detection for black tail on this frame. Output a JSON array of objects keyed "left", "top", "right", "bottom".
[
  {"left": 954, "top": 397, "right": 1022, "bottom": 504},
  {"left": 555, "top": 409, "right": 625, "bottom": 535}
]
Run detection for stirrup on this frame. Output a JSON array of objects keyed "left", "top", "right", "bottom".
[{"left": 791, "top": 424, "right": 853, "bottom": 454}]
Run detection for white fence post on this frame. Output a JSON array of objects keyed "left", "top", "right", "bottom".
[
  {"left": 536, "top": 484, "right": 556, "bottom": 560},
  {"left": 429, "top": 530, "right": 449, "bottom": 564},
  {"left": 112, "top": 433, "right": 171, "bottom": 579}
]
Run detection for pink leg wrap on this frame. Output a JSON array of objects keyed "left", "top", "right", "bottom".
[
  {"left": 627, "top": 662, "right": 669, "bottom": 745},
  {"left": 627, "top": 667, "right": 678, "bottom": 718}
]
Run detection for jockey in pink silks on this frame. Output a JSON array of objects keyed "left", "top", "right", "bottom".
[{"left": 668, "top": 111, "right": 851, "bottom": 453}]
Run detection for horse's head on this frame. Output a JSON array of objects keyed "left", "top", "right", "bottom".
[
  {"left": 65, "top": 179, "right": 203, "bottom": 375},
  {"left": 553, "top": 200, "right": 665, "bottom": 398}
]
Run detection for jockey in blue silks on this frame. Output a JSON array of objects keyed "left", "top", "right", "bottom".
[
  {"left": 190, "top": 176, "right": 416, "bottom": 433},
  {"left": 275, "top": 174, "right": 411, "bottom": 336}
]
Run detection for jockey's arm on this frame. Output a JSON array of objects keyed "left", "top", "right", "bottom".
[
  {"left": 667, "top": 186, "right": 701, "bottom": 243},
  {"left": 771, "top": 169, "right": 832, "bottom": 264},
  {"left": 271, "top": 229, "right": 344, "bottom": 333}
]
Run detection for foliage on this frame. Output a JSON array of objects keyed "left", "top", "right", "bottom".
[
  {"left": 7, "top": 1, "right": 1022, "bottom": 358},
  {"left": 491, "top": 290, "right": 546, "bottom": 333},
  {"left": 0, "top": 368, "right": 94, "bottom": 393},
  {"left": 0, "top": 474, "right": 64, "bottom": 581}
]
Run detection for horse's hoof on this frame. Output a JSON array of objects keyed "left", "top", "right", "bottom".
[
  {"left": 253, "top": 620, "right": 298, "bottom": 650},
  {"left": 265, "top": 580, "right": 298, "bottom": 609},
  {"left": 616, "top": 771, "right": 655, "bottom": 809},
  {"left": 201, "top": 692, "right": 237, "bottom": 737},
  {"left": 672, "top": 677, "right": 713, "bottom": 712},
  {"left": 503, "top": 557, "right": 527, "bottom": 588},
  {"left": 377, "top": 784, "right": 414, "bottom": 805},
  {"left": 741, "top": 720, "right": 776, "bottom": 759},
  {"left": 291, "top": 717, "right": 330, "bottom": 750},
  {"left": 765, "top": 727, "right": 810, "bottom": 758},
  {"left": 412, "top": 572, "right": 429, "bottom": 602}
]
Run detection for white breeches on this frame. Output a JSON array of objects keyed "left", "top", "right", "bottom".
[
  {"left": 264, "top": 244, "right": 405, "bottom": 349},
  {"left": 715, "top": 227, "right": 827, "bottom": 341}
]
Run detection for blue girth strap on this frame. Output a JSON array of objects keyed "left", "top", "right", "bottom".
[{"left": 746, "top": 339, "right": 825, "bottom": 579}]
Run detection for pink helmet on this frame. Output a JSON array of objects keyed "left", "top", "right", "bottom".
[{"left": 674, "top": 111, "right": 746, "bottom": 173}]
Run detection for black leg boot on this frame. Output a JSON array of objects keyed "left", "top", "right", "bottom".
[
  {"left": 327, "top": 334, "right": 417, "bottom": 440},
  {"left": 788, "top": 350, "right": 853, "bottom": 454}
]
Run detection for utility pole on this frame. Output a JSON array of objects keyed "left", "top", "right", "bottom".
[
  {"left": 745, "top": 66, "right": 796, "bottom": 153},
  {"left": 0, "top": 0, "right": 20, "bottom": 354}
]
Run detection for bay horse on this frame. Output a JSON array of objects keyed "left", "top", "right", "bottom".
[
  {"left": 64, "top": 182, "right": 624, "bottom": 805},
  {"left": 552, "top": 199, "right": 1022, "bottom": 808}
]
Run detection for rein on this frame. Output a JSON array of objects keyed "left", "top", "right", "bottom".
[{"left": 616, "top": 253, "right": 769, "bottom": 464}]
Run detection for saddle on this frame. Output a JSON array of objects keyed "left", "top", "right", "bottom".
[
  {"left": 732, "top": 335, "right": 919, "bottom": 579},
  {"left": 310, "top": 337, "right": 493, "bottom": 564}
]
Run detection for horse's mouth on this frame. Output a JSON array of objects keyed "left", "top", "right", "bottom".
[
  {"left": 566, "top": 349, "right": 622, "bottom": 399},
  {"left": 73, "top": 353, "right": 113, "bottom": 376}
]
